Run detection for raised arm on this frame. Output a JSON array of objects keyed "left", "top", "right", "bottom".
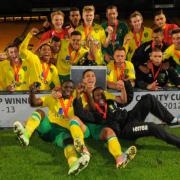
[{"left": 19, "top": 28, "right": 39, "bottom": 60}]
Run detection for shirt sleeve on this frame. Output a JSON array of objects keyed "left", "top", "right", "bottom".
[
  {"left": 104, "top": 91, "right": 116, "bottom": 100},
  {"left": 19, "top": 33, "right": 40, "bottom": 64},
  {"left": 52, "top": 66, "right": 61, "bottom": 87},
  {"left": 40, "top": 95, "right": 52, "bottom": 107}
]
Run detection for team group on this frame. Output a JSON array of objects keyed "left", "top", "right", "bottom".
[{"left": 0, "top": 5, "right": 180, "bottom": 176}]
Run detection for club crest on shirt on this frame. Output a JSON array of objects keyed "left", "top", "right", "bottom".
[
  {"left": 66, "top": 55, "right": 70, "bottom": 60},
  {"left": 50, "top": 68, "right": 53, "bottom": 73},
  {"left": 144, "top": 32, "right": 148, "bottom": 38},
  {"left": 58, "top": 108, "right": 63, "bottom": 115},
  {"left": 107, "top": 68, "right": 111, "bottom": 75},
  {"left": 22, "top": 66, "right": 27, "bottom": 71}
]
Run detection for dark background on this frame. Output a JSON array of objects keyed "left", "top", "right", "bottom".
[{"left": 0, "top": 0, "right": 180, "bottom": 17}]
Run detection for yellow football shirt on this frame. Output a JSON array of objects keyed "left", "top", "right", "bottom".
[
  {"left": 124, "top": 27, "right": 152, "bottom": 61},
  {"left": 1, "top": 60, "right": 30, "bottom": 90},
  {"left": 40, "top": 95, "right": 75, "bottom": 129},
  {"left": 0, "top": 60, "right": 9, "bottom": 90},
  {"left": 107, "top": 60, "right": 136, "bottom": 82},
  {"left": 163, "top": 44, "right": 180, "bottom": 65},
  {"left": 76, "top": 23, "right": 106, "bottom": 65},
  {"left": 19, "top": 33, "right": 60, "bottom": 90},
  {"left": 56, "top": 40, "right": 88, "bottom": 76}
]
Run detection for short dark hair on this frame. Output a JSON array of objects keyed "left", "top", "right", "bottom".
[
  {"left": 39, "top": 43, "right": 51, "bottom": 50},
  {"left": 114, "top": 46, "right": 126, "bottom": 53},
  {"left": 70, "top": 31, "right": 81, "bottom": 37},
  {"left": 52, "top": 36, "right": 60, "bottom": 42},
  {"left": 171, "top": 28, "right": 180, "bottom": 36},
  {"left": 154, "top": 9, "right": 164, "bottom": 17},
  {"left": 69, "top": 7, "right": 80, "bottom": 13},
  {"left": 130, "top": 11, "right": 143, "bottom": 20},
  {"left": 153, "top": 27, "right": 163, "bottom": 34},
  {"left": 106, "top": 5, "right": 117, "bottom": 12},
  {"left": 92, "top": 86, "right": 104, "bottom": 98},
  {"left": 62, "top": 79, "right": 74, "bottom": 86},
  {"left": 82, "top": 69, "right": 95, "bottom": 78},
  {"left": 151, "top": 47, "right": 162, "bottom": 53},
  {"left": 4, "top": 43, "right": 18, "bottom": 52}
]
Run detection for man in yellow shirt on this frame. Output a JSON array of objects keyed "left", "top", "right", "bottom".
[
  {"left": 56, "top": 31, "right": 88, "bottom": 83},
  {"left": 124, "top": 11, "right": 152, "bottom": 61},
  {"left": 19, "top": 28, "right": 60, "bottom": 90},
  {"left": 76, "top": 5, "right": 110, "bottom": 65},
  {"left": 163, "top": 28, "right": 180, "bottom": 74},
  {"left": 13, "top": 80, "right": 90, "bottom": 175},
  {"left": 0, "top": 44, "right": 31, "bottom": 91},
  {"left": 107, "top": 47, "right": 136, "bottom": 89}
]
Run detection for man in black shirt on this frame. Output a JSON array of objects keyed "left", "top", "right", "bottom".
[
  {"left": 136, "top": 48, "right": 180, "bottom": 90},
  {"left": 74, "top": 86, "right": 180, "bottom": 148},
  {"left": 132, "top": 28, "right": 169, "bottom": 75}
]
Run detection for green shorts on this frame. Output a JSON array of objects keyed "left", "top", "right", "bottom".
[
  {"left": 86, "top": 123, "right": 106, "bottom": 141},
  {"left": 37, "top": 116, "right": 71, "bottom": 148}
]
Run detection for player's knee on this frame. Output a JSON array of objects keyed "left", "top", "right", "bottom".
[
  {"left": 103, "top": 127, "right": 116, "bottom": 137},
  {"left": 35, "top": 109, "right": 45, "bottom": 120},
  {"left": 63, "top": 138, "right": 74, "bottom": 147},
  {"left": 141, "top": 94, "right": 156, "bottom": 105}
]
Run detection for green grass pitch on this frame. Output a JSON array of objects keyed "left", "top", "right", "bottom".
[{"left": 0, "top": 127, "right": 180, "bottom": 180}]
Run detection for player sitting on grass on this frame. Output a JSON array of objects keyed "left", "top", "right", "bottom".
[
  {"left": 73, "top": 83, "right": 137, "bottom": 168},
  {"left": 77, "top": 86, "right": 180, "bottom": 148},
  {"left": 13, "top": 80, "right": 91, "bottom": 175}
]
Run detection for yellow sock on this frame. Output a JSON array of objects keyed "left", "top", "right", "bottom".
[
  {"left": 64, "top": 145, "right": 78, "bottom": 167},
  {"left": 69, "top": 120, "right": 85, "bottom": 145},
  {"left": 107, "top": 136, "right": 122, "bottom": 160},
  {"left": 25, "top": 111, "right": 41, "bottom": 138}
]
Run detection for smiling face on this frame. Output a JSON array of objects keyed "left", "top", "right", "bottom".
[
  {"left": 61, "top": 81, "right": 74, "bottom": 98},
  {"left": 52, "top": 14, "right": 64, "bottom": 30},
  {"left": 93, "top": 88, "right": 106, "bottom": 107},
  {"left": 130, "top": 15, "right": 143, "bottom": 31},
  {"left": 7, "top": 46, "right": 19, "bottom": 63},
  {"left": 39, "top": 44, "right": 52, "bottom": 63},
  {"left": 82, "top": 70, "right": 96, "bottom": 92},
  {"left": 154, "top": 14, "right": 166, "bottom": 28},
  {"left": 70, "top": 34, "right": 81, "bottom": 50},
  {"left": 83, "top": 10, "right": 94, "bottom": 26}
]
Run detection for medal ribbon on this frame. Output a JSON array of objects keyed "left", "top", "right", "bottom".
[
  {"left": 108, "top": 19, "right": 118, "bottom": 43},
  {"left": 13, "top": 64, "right": 22, "bottom": 82},
  {"left": 94, "top": 102, "right": 107, "bottom": 119},
  {"left": 42, "top": 63, "right": 50, "bottom": 81},
  {"left": 133, "top": 30, "right": 143, "bottom": 47},
  {"left": 174, "top": 47, "right": 180, "bottom": 60},
  {"left": 59, "top": 96, "right": 73, "bottom": 117},
  {"left": 114, "top": 63, "right": 126, "bottom": 81},
  {"left": 149, "top": 61, "right": 163, "bottom": 81},
  {"left": 84, "top": 24, "right": 93, "bottom": 39},
  {"left": 68, "top": 46, "right": 79, "bottom": 64}
]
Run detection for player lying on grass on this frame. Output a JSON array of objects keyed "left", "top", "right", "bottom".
[
  {"left": 14, "top": 80, "right": 91, "bottom": 175},
  {"left": 75, "top": 85, "right": 180, "bottom": 149},
  {"left": 73, "top": 83, "right": 137, "bottom": 168}
]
